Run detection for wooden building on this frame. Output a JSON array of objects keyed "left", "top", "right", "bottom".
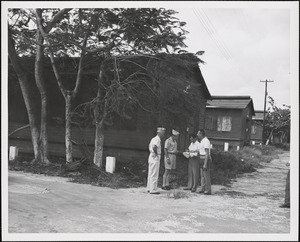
[
  {"left": 8, "top": 55, "right": 211, "bottom": 162},
  {"left": 204, "top": 96, "right": 255, "bottom": 150},
  {"left": 250, "top": 110, "right": 264, "bottom": 145}
]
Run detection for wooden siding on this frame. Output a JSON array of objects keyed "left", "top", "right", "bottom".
[
  {"left": 8, "top": 122, "right": 195, "bottom": 161},
  {"left": 8, "top": 56, "right": 210, "bottom": 161},
  {"left": 8, "top": 122, "right": 156, "bottom": 158},
  {"left": 198, "top": 88, "right": 207, "bottom": 130},
  {"left": 205, "top": 108, "right": 243, "bottom": 139},
  {"left": 251, "top": 121, "right": 263, "bottom": 143},
  {"left": 204, "top": 108, "right": 248, "bottom": 149}
]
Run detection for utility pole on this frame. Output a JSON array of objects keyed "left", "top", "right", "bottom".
[{"left": 260, "top": 80, "right": 274, "bottom": 144}]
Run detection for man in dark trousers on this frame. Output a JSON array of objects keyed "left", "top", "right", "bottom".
[
  {"left": 183, "top": 134, "right": 201, "bottom": 193},
  {"left": 197, "top": 129, "right": 212, "bottom": 195},
  {"left": 280, "top": 161, "right": 290, "bottom": 208}
]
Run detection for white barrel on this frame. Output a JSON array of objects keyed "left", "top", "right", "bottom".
[
  {"left": 106, "top": 157, "right": 116, "bottom": 173},
  {"left": 9, "top": 146, "right": 19, "bottom": 161},
  {"left": 224, "top": 142, "right": 229, "bottom": 152},
  {"left": 237, "top": 146, "right": 240, "bottom": 151}
]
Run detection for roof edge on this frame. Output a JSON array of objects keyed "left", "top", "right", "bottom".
[{"left": 211, "top": 95, "right": 251, "bottom": 100}]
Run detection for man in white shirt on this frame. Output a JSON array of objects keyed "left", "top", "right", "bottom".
[
  {"left": 162, "top": 129, "right": 180, "bottom": 190},
  {"left": 197, "top": 129, "right": 212, "bottom": 195},
  {"left": 147, "top": 127, "right": 165, "bottom": 194},
  {"left": 183, "top": 134, "right": 201, "bottom": 192}
]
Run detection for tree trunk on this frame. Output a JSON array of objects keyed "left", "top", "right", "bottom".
[
  {"left": 34, "top": 28, "right": 50, "bottom": 164},
  {"left": 38, "top": 93, "right": 50, "bottom": 163},
  {"left": 93, "top": 67, "right": 106, "bottom": 168},
  {"left": 94, "top": 119, "right": 105, "bottom": 168},
  {"left": 65, "top": 92, "right": 73, "bottom": 163},
  {"left": 8, "top": 27, "right": 41, "bottom": 160}
]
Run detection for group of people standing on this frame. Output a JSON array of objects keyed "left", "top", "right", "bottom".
[{"left": 147, "top": 127, "right": 212, "bottom": 195}]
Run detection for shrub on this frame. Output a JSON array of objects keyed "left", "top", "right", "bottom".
[{"left": 273, "top": 143, "right": 290, "bottom": 151}]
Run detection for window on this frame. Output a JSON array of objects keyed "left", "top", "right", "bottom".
[
  {"left": 251, "top": 125, "right": 257, "bottom": 134},
  {"left": 217, "top": 116, "right": 232, "bottom": 132}
]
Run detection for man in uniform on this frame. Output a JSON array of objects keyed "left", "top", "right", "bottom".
[
  {"left": 162, "top": 129, "right": 180, "bottom": 190},
  {"left": 197, "top": 129, "right": 212, "bottom": 195},
  {"left": 147, "top": 127, "right": 165, "bottom": 194}
]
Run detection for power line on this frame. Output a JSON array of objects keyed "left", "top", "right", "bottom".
[
  {"left": 195, "top": 9, "right": 230, "bottom": 62},
  {"left": 200, "top": 9, "right": 234, "bottom": 60},
  {"left": 193, "top": 9, "right": 230, "bottom": 63}
]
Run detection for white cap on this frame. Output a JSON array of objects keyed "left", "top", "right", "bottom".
[
  {"left": 172, "top": 129, "right": 180, "bottom": 135},
  {"left": 157, "top": 127, "right": 166, "bottom": 133}
]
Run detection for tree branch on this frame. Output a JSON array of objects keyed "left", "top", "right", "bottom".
[
  {"left": 73, "top": 33, "right": 89, "bottom": 97},
  {"left": 8, "top": 124, "right": 30, "bottom": 137},
  {"left": 45, "top": 9, "right": 72, "bottom": 33},
  {"left": 36, "top": 9, "right": 67, "bottom": 98},
  {"left": 65, "top": 39, "right": 115, "bottom": 53},
  {"left": 8, "top": 25, "right": 26, "bottom": 78}
]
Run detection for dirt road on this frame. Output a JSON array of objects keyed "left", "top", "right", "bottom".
[{"left": 8, "top": 152, "right": 290, "bottom": 234}]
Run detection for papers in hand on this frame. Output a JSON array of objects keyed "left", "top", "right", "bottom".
[{"left": 182, "top": 152, "right": 190, "bottom": 158}]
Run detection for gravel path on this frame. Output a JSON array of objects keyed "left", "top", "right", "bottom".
[{"left": 7, "top": 152, "right": 290, "bottom": 236}]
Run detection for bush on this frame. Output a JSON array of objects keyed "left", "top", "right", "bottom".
[
  {"left": 210, "top": 149, "right": 242, "bottom": 185},
  {"left": 10, "top": 143, "right": 282, "bottom": 188},
  {"left": 273, "top": 143, "right": 290, "bottom": 151}
]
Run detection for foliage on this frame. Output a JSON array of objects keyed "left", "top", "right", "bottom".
[
  {"left": 264, "top": 96, "right": 290, "bottom": 144},
  {"left": 9, "top": 144, "right": 282, "bottom": 189},
  {"left": 8, "top": 8, "right": 206, "bottom": 166},
  {"left": 273, "top": 143, "right": 290, "bottom": 151},
  {"left": 209, "top": 145, "right": 282, "bottom": 185}
]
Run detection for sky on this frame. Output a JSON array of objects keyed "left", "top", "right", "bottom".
[
  {"left": 2, "top": 1, "right": 297, "bottom": 112},
  {"left": 174, "top": 7, "right": 291, "bottom": 111}
]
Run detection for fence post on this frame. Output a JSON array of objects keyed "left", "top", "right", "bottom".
[
  {"left": 9, "top": 146, "right": 19, "bottom": 161},
  {"left": 106, "top": 156, "right": 116, "bottom": 173},
  {"left": 224, "top": 142, "right": 229, "bottom": 152}
]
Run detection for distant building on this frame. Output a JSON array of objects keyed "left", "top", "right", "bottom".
[
  {"left": 204, "top": 96, "right": 255, "bottom": 150},
  {"left": 251, "top": 110, "right": 265, "bottom": 145}
]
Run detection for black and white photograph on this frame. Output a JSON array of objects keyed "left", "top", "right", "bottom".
[{"left": 1, "top": 1, "right": 299, "bottom": 241}]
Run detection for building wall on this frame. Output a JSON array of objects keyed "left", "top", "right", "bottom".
[
  {"left": 204, "top": 108, "right": 245, "bottom": 149},
  {"left": 8, "top": 57, "right": 209, "bottom": 162},
  {"left": 251, "top": 121, "right": 263, "bottom": 144},
  {"left": 198, "top": 88, "right": 207, "bottom": 130},
  {"left": 241, "top": 104, "right": 253, "bottom": 145}
]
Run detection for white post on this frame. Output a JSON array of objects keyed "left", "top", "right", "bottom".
[
  {"left": 9, "top": 146, "right": 19, "bottom": 161},
  {"left": 237, "top": 146, "right": 240, "bottom": 151},
  {"left": 106, "top": 157, "right": 116, "bottom": 174},
  {"left": 224, "top": 142, "right": 229, "bottom": 152},
  {"left": 210, "top": 144, "right": 213, "bottom": 149},
  {"left": 251, "top": 141, "right": 255, "bottom": 145}
]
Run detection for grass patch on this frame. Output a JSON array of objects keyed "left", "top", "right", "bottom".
[{"left": 8, "top": 145, "right": 286, "bottom": 189}]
